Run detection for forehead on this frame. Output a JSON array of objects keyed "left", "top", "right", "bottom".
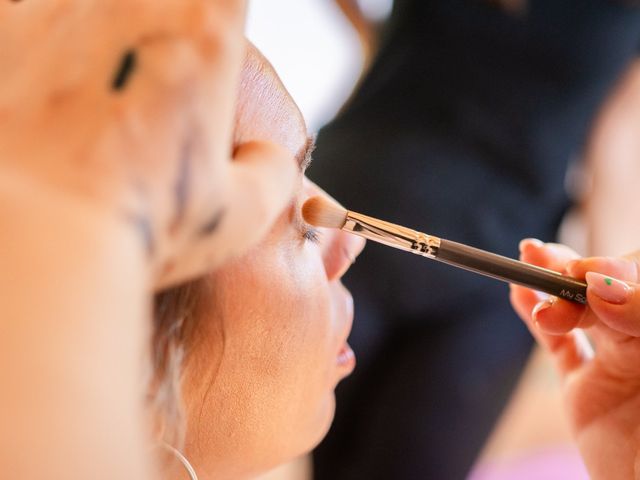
[{"left": 234, "top": 44, "right": 309, "bottom": 166}]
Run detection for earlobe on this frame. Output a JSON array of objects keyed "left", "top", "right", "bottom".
[{"left": 148, "top": 404, "right": 167, "bottom": 444}]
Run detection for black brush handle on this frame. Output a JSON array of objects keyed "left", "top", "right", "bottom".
[{"left": 436, "top": 239, "right": 587, "bottom": 304}]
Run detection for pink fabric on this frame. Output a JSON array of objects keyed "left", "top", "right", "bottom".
[{"left": 468, "top": 447, "right": 589, "bottom": 480}]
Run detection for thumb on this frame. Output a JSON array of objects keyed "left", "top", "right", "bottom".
[
  {"left": 154, "top": 140, "right": 296, "bottom": 289},
  {"left": 585, "top": 272, "right": 640, "bottom": 337},
  {"left": 211, "top": 139, "right": 298, "bottom": 261}
]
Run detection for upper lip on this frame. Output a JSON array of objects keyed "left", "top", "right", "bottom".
[{"left": 336, "top": 285, "right": 354, "bottom": 351}]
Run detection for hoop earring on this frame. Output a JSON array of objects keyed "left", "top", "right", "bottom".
[{"left": 160, "top": 442, "right": 199, "bottom": 480}]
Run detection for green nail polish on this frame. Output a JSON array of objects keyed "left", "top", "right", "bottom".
[{"left": 587, "top": 272, "right": 631, "bottom": 304}]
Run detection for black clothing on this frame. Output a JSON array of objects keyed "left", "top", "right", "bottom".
[{"left": 311, "top": 1, "right": 640, "bottom": 478}]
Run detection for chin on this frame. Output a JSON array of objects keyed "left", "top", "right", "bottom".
[
  {"left": 269, "top": 391, "right": 337, "bottom": 472},
  {"left": 207, "top": 395, "right": 338, "bottom": 479},
  {"left": 301, "top": 392, "right": 337, "bottom": 456}
]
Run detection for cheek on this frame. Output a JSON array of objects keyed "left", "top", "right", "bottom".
[
  {"left": 184, "top": 243, "right": 341, "bottom": 473},
  {"left": 266, "top": 246, "right": 342, "bottom": 458},
  {"left": 258, "top": 244, "right": 339, "bottom": 435}
]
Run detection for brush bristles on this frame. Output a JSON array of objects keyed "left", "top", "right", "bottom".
[{"left": 302, "top": 196, "right": 348, "bottom": 229}]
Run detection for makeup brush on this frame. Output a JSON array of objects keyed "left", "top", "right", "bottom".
[{"left": 302, "top": 196, "right": 587, "bottom": 304}]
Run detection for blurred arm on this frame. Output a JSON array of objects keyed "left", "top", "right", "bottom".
[
  {"left": 583, "top": 60, "right": 640, "bottom": 256},
  {"left": 0, "top": 175, "right": 152, "bottom": 480}
]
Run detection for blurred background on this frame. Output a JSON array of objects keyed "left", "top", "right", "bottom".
[{"left": 246, "top": 0, "right": 376, "bottom": 130}]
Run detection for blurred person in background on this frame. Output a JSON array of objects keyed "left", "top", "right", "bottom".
[{"left": 309, "top": 1, "right": 640, "bottom": 478}]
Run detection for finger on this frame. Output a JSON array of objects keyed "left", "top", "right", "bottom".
[
  {"left": 509, "top": 286, "right": 573, "bottom": 349},
  {"left": 566, "top": 256, "right": 639, "bottom": 283},
  {"left": 141, "top": 0, "right": 248, "bottom": 40},
  {"left": 510, "top": 283, "right": 543, "bottom": 323},
  {"left": 212, "top": 0, "right": 249, "bottom": 26},
  {"left": 155, "top": 140, "right": 296, "bottom": 288},
  {"left": 515, "top": 240, "right": 589, "bottom": 329},
  {"left": 585, "top": 272, "right": 640, "bottom": 337},
  {"left": 519, "top": 239, "right": 581, "bottom": 273},
  {"left": 548, "top": 328, "right": 593, "bottom": 375},
  {"left": 510, "top": 285, "right": 589, "bottom": 375},
  {"left": 533, "top": 295, "right": 595, "bottom": 334},
  {"left": 209, "top": 140, "right": 298, "bottom": 259}
]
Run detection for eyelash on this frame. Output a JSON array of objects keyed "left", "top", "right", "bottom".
[{"left": 303, "top": 227, "right": 321, "bottom": 244}]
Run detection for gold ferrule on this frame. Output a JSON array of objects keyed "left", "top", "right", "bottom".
[{"left": 343, "top": 211, "right": 440, "bottom": 258}]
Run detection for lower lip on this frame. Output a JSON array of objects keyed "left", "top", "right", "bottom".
[{"left": 337, "top": 343, "right": 356, "bottom": 374}]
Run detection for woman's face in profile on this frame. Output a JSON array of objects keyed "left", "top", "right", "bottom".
[{"left": 177, "top": 45, "right": 365, "bottom": 479}]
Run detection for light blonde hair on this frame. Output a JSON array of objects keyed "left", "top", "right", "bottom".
[{"left": 150, "top": 280, "right": 204, "bottom": 446}]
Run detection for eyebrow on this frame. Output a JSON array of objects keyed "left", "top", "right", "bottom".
[{"left": 295, "top": 135, "right": 317, "bottom": 173}]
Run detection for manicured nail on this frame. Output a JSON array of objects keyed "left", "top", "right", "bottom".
[
  {"left": 532, "top": 297, "right": 555, "bottom": 321},
  {"left": 586, "top": 272, "right": 631, "bottom": 304},
  {"left": 519, "top": 238, "right": 544, "bottom": 253}
]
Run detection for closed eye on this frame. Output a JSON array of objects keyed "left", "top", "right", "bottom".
[{"left": 303, "top": 227, "right": 321, "bottom": 244}]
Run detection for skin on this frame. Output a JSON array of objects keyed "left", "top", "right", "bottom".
[
  {"left": 0, "top": 0, "right": 297, "bottom": 287},
  {"left": 172, "top": 45, "right": 365, "bottom": 480},
  {"left": 584, "top": 60, "right": 640, "bottom": 257},
  {"left": 510, "top": 240, "right": 640, "bottom": 479},
  {"left": 0, "top": 3, "right": 298, "bottom": 478},
  {"left": 0, "top": 184, "right": 150, "bottom": 480}
]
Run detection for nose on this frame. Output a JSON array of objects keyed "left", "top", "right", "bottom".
[
  {"left": 301, "top": 178, "right": 366, "bottom": 280},
  {"left": 321, "top": 226, "right": 366, "bottom": 282}
]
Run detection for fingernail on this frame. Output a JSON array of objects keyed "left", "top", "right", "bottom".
[
  {"left": 532, "top": 297, "right": 555, "bottom": 321},
  {"left": 586, "top": 272, "right": 631, "bottom": 304},
  {"left": 534, "top": 291, "right": 550, "bottom": 302},
  {"left": 519, "top": 238, "right": 544, "bottom": 253}
]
